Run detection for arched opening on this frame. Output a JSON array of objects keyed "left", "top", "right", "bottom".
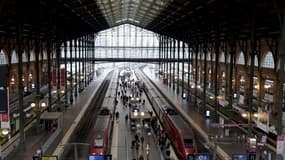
[
  {"left": 219, "top": 52, "right": 225, "bottom": 63},
  {"left": 262, "top": 51, "right": 275, "bottom": 68},
  {"left": 238, "top": 51, "right": 245, "bottom": 65},
  {"left": 94, "top": 24, "right": 159, "bottom": 59},
  {"left": 0, "top": 49, "right": 7, "bottom": 64}
]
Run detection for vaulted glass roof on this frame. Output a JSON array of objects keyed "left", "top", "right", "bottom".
[
  {"left": 0, "top": 0, "right": 283, "bottom": 42},
  {"left": 96, "top": 0, "right": 170, "bottom": 27}
]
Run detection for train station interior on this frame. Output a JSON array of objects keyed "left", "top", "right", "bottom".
[{"left": 0, "top": 0, "right": 285, "bottom": 160}]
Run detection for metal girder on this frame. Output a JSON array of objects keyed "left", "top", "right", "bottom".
[{"left": 0, "top": 0, "right": 284, "bottom": 45}]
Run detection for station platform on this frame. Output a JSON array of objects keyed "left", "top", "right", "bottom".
[
  {"left": 143, "top": 66, "right": 275, "bottom": 160},
  {"left": 111, "top": 74, "right": 177, "bottom": 160},
  {"left": 4, "top": 70, "right": 111, "bottom": 160}
]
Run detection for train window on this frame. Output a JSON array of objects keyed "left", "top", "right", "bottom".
[
  {"left": 184, "top": 139, "right": 193, "bottom": 148},
  {"left": 94, "top": 135, "right": 104, "bottom": 147},
  {"left": 166, "top": 108, "right": 177, "bottom": 115},
  {"left": 100, "top": 108, "right": 110, "bottom": 115}
]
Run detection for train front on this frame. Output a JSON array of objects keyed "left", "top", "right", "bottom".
[
  {"left": 183, "top": 138, "right": 198, "bottom": 159},
  {"left": 90, "top": 134, "right": 105, "bottom": 155}
]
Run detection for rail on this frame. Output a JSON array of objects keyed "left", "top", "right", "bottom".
[{"left": 137, "top": 69, "right": 231, "bottom": 160}]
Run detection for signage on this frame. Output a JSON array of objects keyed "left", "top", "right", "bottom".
[
  {"left": 188, "top": 154, "right": 195, "bottom": 160},
  {"left": 195, "top": 154, "right": 210, "bottom": 160},
  {"left": 188, "top": 154, "right": 210, "bottom": 160},
  {"left": 89, "top": 155, "right": 112, "bottom": 160},
  {"left": 232, "top": 154, "right": 248, "bottom": 160},
  {"left": 60, "top": 68, "right": 65, "bottom": 86},
  {"left": 0, "top": 65, "right": 8, "bottom": 113},
  {"left": 248, "top": 153, "right": 256, "bottom": 160},
  {"left": 2, "top": 113, "right": 8, "bottom": 122},
  {"left": 52, "top": 68, "right": 57, "bottom": 86},
  {"left": 32, "top": 156, "right": 40, "bottom": 160},
  {"left": 277, "top": 135, "right": 285, "bottom": 154},
  {"left": 41, "top": 156, "right": 58, "bottom": 160}
]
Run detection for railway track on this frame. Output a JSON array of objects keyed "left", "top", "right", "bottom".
[
  {"left": 136, "top": 69, "right": 218, "bottom": 160},
  {"left": 63, "top": 71, "right": 113, "bottom": 159}
]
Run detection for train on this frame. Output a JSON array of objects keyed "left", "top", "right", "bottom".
[
  {"left": 141, "top": 71, "right": 198, "bottom": 160},
  {"left": 90, "top": 70, "right": 119, "bottom": 155}
]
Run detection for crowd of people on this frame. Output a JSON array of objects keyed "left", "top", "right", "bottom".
[{"left": 117, "top": 76, "right": 172, "bottom": 160}]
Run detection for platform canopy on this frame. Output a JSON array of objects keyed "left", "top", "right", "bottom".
[{"left": 0, "top": 0, "right": 284, "bottom": 42}]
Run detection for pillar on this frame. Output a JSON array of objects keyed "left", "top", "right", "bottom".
[
  {"left": 74, "top": 38, "right": 78, "bottom": 97},
  {"left": 182, "top": 41, "right": 185, "bottom": 98},
  {"left": 177, "top": 40, "right": 180, "bottom": 94},
  {"left": 214, "top": 39, "right": 220, "bottom": 122},
  {"left": 64, "top": 41, "right": 68, "bottom": 105},
  {"left": 227, "top": 34, "right": 236, "bottom": 120},
  {"left": 69, "top": 39, "right": 73, "bottom": 104},
  {"left": 56, "top": 41, "right": 61, "bottom": 110},
  {"left": 47, "top": 39, "right": 52, "bottom": 111},
  {"left": 168, "top": 38, "right": 172, "bottom": 87},
  {"left": 35, "top": 29, "right": 41, "bottom": 134},
  {"left": 172, "top": 39, "right": 176, "bottom": 90},
  {"left": 16, "top": 15, "right": 25, "bottom": 151},
  {"left": 248, "top": 10, "right": 257, "bottom": 137},
  {"left": 194, "top": 43, "right": 199, "bottom": 106},
  {"left": 188, "top": 43, "right": 191, "bottom": 101},
  {"left": 202, "top": 43, "right": 207, "bottom": 112}
]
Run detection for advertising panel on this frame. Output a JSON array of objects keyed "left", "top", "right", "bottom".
[
  {"left": 60, "top": 68, "right": 65, "bottom": 86},
  {"left": 52, "top": 68, "right": 57, "bottom": 86},
  {"left": 0, "top": 64, "right": 8, "bottom": 113}
]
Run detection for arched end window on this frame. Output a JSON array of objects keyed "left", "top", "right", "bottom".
[
  {"left": 52, "top": 52, "right": 56, "bottom": 60},
  {"left": 192, "top": 52, "right": 196, "bottom": 59},
  {"left": 94, "top": 24, "right": 159, "bottom": 59},
  {"left": 0, "top": 50, "right": 7, "bottom": 64},
  {"left": 212, "top": 53, "right": 216, "bottom": 62},
  {"left": 238, "top": 51, "right": 245, "bottom": 65},
  {"left": 227, "top": 54, "right": 231, "bottom": 64},
  {"left": 263, "top": 51, "right": 275, "bottom": 68},
  {"left": 43, "top": 50, "right": 47, "bottom": 60},
  {"left": 30, "top": 51, "right": 35, "bottom": 62},
  {"left": 207, "top": 52, "right": 211, "bottom": 61},
  {"left": 201, "top": 53, "right": 205, "bottom": 60},
  {"left": 254, "top": 55, "right": 258, "bottom": 67},
  {"left": 11, "top": 50, "right": 17, "bottom": 64},
  {"left": 23, "top": 51, "right": 28, "bottom": 62},
  {"left": 219, "top": 52, "right": 225, "bottom": 63}
]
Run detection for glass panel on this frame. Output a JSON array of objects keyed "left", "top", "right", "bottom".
[
  {"left": 94, "top": 137, "right": 103, "bottom": 147},
  {"left": 184, "top": 139, "right": 193, "bottom": 148},
  {"left": 263, "top": 51, "right": 274, "bottom": 68}
]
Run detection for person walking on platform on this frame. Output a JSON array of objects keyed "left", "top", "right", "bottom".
[
  {"left": 146, "top": 143, "right": 150, "bottom": 160},
  {"left": 140, "top": 136, "right": 144, "bottom": 147},
  {"left": 115, "top": 111, "right": 119, "bottom": 121},
  {"left": 135, "top": 142, "right": 140, "bottom": 156}
]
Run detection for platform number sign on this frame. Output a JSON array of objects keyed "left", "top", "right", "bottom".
[
  {"left": 232, "top": 154, "right": 248, "bottom": 160},
  {"left": 32, "top": 156, "right": 40, "bottom": 160},
  {"left": 188, "top": 154, "right": 195, "bottom": 160},
  {"left": 0, "top": 65, "right": 8, "bottom": 113},
  {"left": 104, "top": 154, "right": 112, "bottom": 160},
  {"left": 89, "top": 155, "right": 112, "bottom": 160},
  {"left": 188, "top": 154, "right": 210, "bottom": 160},
  {"left": 248, "top": 153, "right": 256, "bottom": 160}
]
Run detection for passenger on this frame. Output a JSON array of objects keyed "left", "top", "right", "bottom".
[
  {"left": 135, "top": 134, "right": 139, "bottom": 142},
  {"left": 115, "top": 111, "right": 119, "bottom": 120},
  {"left": 135, "top": 142, "right": 140, "bottom": 153},
  {"left": 139, "top": 155, "right": 144, "bottom": 160},
  {"left": 131, "top": 140, "right": 136, "bottom": 149},
  {"left": 140, "top": 136, "right": 144, "bottom": 146}
]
